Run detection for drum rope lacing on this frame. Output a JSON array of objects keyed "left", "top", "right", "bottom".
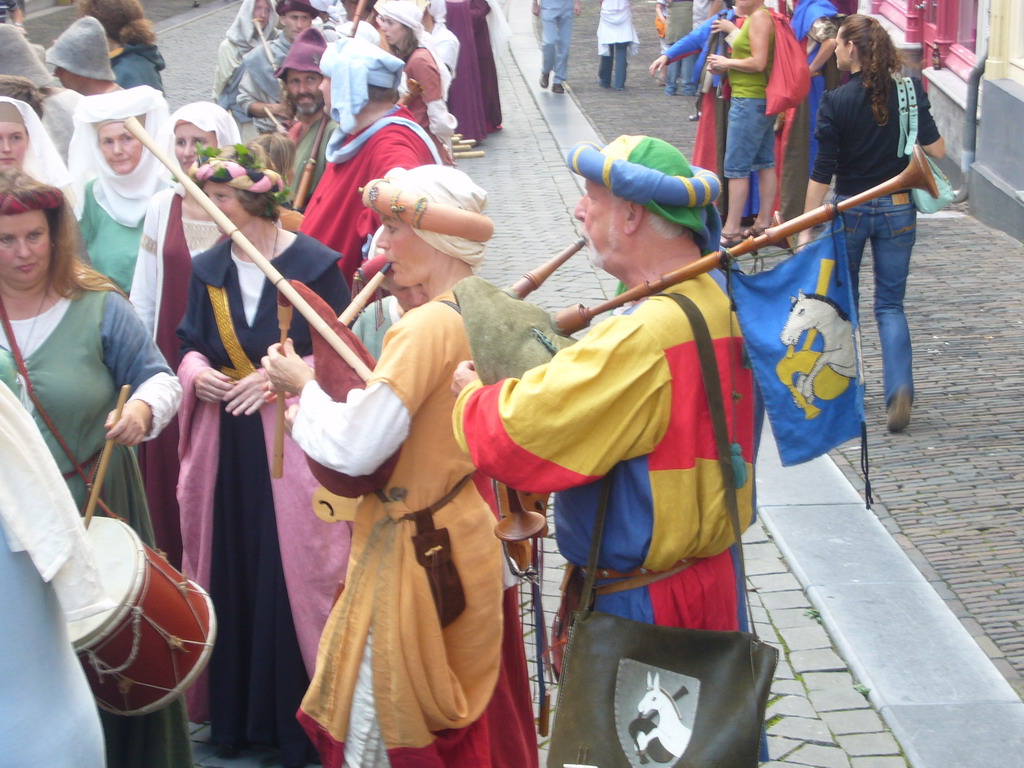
[
  {"left": 84, "top": 567, "right": 215, "bottom": 693},
  {"left": 87, "top": 605, "right": 145, "bottom": 678}
]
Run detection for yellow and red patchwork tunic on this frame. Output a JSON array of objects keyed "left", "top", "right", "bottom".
[{"left": 454, "top": 275, "right": 755, "bottom": 627}]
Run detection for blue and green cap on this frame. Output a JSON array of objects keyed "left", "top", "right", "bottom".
[{"left": 566, "top": 135, "right": 722, "bottom": 253}]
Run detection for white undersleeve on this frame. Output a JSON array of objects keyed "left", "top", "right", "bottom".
[{"left": 291, "top": 380, "right": 410, "bottom": 477}]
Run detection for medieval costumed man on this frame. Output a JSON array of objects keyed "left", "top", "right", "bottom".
[
  {"left": 236, "top": 0, "right": 318, "bottom": 136},
  {"left": 277, "top": 27, "right": 337, "bottom": 207},
  {"left": 452, "top": 136, "right": 756, "bottom": 652},
  {"left": 299, "top": 36, "right": 440, "bottom": 286}
]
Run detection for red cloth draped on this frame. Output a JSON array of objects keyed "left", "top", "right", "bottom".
[{"left": 137, "top": 193, "right": 190, "bottom": 568}]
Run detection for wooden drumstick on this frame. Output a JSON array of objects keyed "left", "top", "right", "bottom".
[
  {"left": 272, "top": 293, "right": 293, "bottom": 479},
  {"left": 83, "top": 385, "right": 132, "bottom": 529}
]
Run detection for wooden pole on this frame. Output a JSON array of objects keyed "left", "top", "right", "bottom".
[
  {"left": 123, "top": 116, "right": 373, "bottom": 381},
  {"left": 253, "top": 19, "right": 285, "bottom": 131},
  {"left": 292, "top": 114, "right": 329, "bottom": 211}
]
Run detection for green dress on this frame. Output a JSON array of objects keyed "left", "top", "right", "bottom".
[
  {"left": 0, "top": 290, "right": 193, "bottom": 768},
  {"left": 78, "top": 179, "right": 146, "bottom": 293}
]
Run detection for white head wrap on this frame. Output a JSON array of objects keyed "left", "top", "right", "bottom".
[
  {"left": 0, "top": 97, "right": 74, "bottom": 195},
  {"left": 309, "top": 0, "right": 346, "bottom": 26},
  {"left": 383, "top": 164, "right": 489, "bottom": 269},
  {"left": 320, "top": 36, "right": 404, "bottom": 136},
  {"left": 0, "top": 383, "right": 113, "bottom": 622},
  {"left": 427, "top": 0, "right": 446, "bottom": 23},
  {"left": 159, "top": 101, "right": 242, "bottom": 179},
  {"left": 376, "top": 0, "right": 452, "bottom": 98},
  {"left": 226, "top": 0, "right": 280, "bottom": 54},
  {"left": 68, "top": 85, "right": 170, "bottom": 226}
]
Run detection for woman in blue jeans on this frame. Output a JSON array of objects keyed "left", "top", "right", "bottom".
[{"left": 800, "top": 14, "right": 944, "bottom": 432}]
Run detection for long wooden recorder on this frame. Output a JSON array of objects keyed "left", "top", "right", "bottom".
[
  {"left": 83, "top": 385, "right": 131, "bottom": 529},
  {"left": 272, "top": 295, "right": 293, "bottom": 478},
  {"left": 123, "top": 117, "right": 373, "bottom": 382}
]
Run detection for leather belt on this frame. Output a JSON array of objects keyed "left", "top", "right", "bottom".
[{"left": 588, "top": 557, "right": 698, "bottom": 596}]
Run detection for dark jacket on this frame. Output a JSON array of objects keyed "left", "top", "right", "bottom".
[{"left": 111, "top": 43, "right": 165, "bottom": 92}]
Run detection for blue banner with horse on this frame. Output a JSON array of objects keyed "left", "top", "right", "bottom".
[{"left": 731, "top": 219, "right": 865, "bottom": 466}]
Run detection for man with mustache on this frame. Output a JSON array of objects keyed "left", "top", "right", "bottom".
[
  {"left": 277, "top": 27, "right": 336, "bottom": 205},
  {"left": 237, "top": 0, "right": 318, "bottom": 136}
]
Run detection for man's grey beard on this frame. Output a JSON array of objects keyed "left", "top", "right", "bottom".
[{"left": 295, "top": 99, "right": 324, "bottom": 117}]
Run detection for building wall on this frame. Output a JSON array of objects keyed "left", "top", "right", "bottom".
[
  {"left": 970, "top": 77, "right": 1024, "bottom": 241},
  {"left": 966, "top": 0, "right": 1024, "bottom": 240}
]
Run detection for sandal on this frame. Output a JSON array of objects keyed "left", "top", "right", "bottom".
[
  {"left": 741, "top": 224, "right": 768, "bottom": 239},
  {"left": 721, "top": 232, "right": 745, "bottom": 249}
]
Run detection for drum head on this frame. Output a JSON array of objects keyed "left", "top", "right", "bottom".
[{"left": 67, "top": 517, "right": 145, "bottom": 646}]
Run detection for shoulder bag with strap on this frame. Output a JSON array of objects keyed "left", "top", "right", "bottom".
[
  {"left": 895, "top": 76, "right": 954, "bottom": 214},
  {"left": 547, "top": 293, "right": 778, "bottom": 768}
]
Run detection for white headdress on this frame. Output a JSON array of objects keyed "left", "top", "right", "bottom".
[
  {"left": 68, "top": 85, "right": 170, "bottom": 226},
  {"left": 375, "top": 0, "right": 452, "bottom": 98},
  {"left": 226, "top": 0, "right": 280, "bottom": 54},
  {"left": 159, "top": 101, "right": 242, "bottom": 178},
  {"left": 0, "top": 97, "right": 74, "bottom": 197},
  {"left": 382, "top": 164, "right": 489, "bottom": 269}
]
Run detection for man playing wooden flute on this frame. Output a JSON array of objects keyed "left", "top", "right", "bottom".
[{"left": 452, "top": 136, "right": 756, "bottom": 638}]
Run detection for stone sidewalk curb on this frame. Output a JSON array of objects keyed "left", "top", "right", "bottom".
[{"left": 756, "top": 431, "right": 1024, "bottom": 768}]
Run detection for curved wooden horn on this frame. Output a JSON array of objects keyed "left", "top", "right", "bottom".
[{"left": 554, "top": 145, "right": 938, "bottom": 335}]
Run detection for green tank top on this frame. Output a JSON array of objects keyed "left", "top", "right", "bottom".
[{"left": 729, "top": 8, "right": 775, "bottom": 99}]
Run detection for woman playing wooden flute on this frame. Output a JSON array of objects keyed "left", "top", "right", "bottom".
[{"left": 263, "top": 164, "right": 536, "bottom": 768}]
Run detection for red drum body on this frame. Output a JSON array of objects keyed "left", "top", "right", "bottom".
[{"left": 67, "top": 517, "right": 216, "bottom": 715}]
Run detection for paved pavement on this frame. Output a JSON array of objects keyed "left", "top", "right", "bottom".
[{"left": 26, "top": 0, "right": 1024, "bottom": 766}]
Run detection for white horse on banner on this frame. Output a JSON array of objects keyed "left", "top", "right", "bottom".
[{"left": 777, "top": 290, "right": 856, "bottom": 416}]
